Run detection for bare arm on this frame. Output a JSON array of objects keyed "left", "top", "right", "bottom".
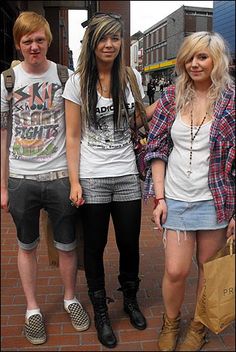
[
  {"left": 145, "top": 101, "right": 158, "bottom": 121},
  {"left": 65, "top": 99, "right": 84, "bottom": 207},
  {"left": 132, "top": 101, "right": 158, "bottom": 129},
  {"left": 1, "top": 128, "right": 9, "bottom": 211},
  {"left": 151, "top": 159, "right": 167, "bottom": 230}
]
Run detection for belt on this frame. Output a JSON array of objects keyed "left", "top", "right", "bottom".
[{"left": 9, "top": 170, "right": 69, "bottom": 182}]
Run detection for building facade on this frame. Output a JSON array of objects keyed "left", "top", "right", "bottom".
[
  {"left": 213, "top": 0, "right": 235, "bottom": 75},
  {"left": 142, "top": 5, "right": 212, "bottom": 84},
  {"left": 130, "top": 31, "right": 143, "bottom": 70}
]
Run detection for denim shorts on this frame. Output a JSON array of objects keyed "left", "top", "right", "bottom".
[
  {"left": 163, "top": 198, "right": 228, "bottom": 231},
  {"left": 80, "top": 174, "right": 142, "bottom": 203},
  {"left": 8, "top": 177, "right": 77, "bottom": 251}
]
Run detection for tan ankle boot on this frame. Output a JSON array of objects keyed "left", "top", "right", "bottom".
[
  {"left": 177, "top": 319, "right": 208, "bottom": 351},
  {"left": 158, "top": 313, "right": 181, "bottom": 351}
]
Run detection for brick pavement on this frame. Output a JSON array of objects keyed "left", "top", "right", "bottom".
[{"left": 1, "top": 200, "right": 235, "bottom": 351}]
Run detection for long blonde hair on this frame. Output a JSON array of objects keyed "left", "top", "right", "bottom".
[
  {"left": 75, "top": 13, "right": 128, "bottom": 128},
  {"left": 175, "top": 31, "right": 234, "bottom": 112}
]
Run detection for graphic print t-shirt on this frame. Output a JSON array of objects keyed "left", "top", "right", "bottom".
[
  {"left": 1, "top": 62, "right": 70, "bottom": 175},
  {"left": 62, "top": 68, "right": 145, "bottom": 178}
]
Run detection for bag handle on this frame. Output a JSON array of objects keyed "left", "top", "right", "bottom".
[
  {"left": 227, "top": 235, "right": 235, "bottom": 256},
  {"left": 126, "top": 67, "right": 149, "bottom": 133}
]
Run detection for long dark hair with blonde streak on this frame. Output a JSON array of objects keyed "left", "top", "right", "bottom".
[
  {"left": 75, "top": 13, "right": 128, "bottom": 129},
  {"left": 175, "top": 31, "right": 234, "bottom": 114}
]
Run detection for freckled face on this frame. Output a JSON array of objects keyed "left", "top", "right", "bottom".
[
  {"left": 185, "top": 49, "right": 214, "bottom": 85},
  {"left": 17, "top": 29, "right": 49, "bottom": 66},
  {"left": 95, "top": 32, "right": 122, "bottom": 64}
]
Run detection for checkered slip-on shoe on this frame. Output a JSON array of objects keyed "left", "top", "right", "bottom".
[
  {"left": 65, "top": 302, "right": 90, "bottom": 331},
  {"left": 24, "top": 314, "right": 46, "bottom": 345}
]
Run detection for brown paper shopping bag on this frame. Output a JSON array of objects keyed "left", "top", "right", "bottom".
[
  {"left": 195, "top": 236, "right": 235, "bottom": 334},
  {"left": 40, "top": 209, "right": 84, "bottom": 270}
]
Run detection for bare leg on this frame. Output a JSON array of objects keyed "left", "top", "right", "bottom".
[
  {"left": 58, "top": 249, "right": 78, "bottom": 300},
  {"left": 195, "top": 228, "right": 227, "bottom": 299},
  {"left": 162, "top": 230, "right": 196, "bottom": 318},
  {"left": 18, "top": 247, "right": 39, "bottom": 310},
  {"left": 176, "top": 229, "right": 227, "bottom": 351}
]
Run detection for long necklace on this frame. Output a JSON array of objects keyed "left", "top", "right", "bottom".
[{"left": 187, "top": 110, "right": 208, "bottom": 177}]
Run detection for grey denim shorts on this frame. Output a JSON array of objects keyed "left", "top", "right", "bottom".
[
  {"left": 8, "top": 177, "right": 77, "bottom": 251},
  {"left": 80, "top": 174, "right": 142, "bottom": 203}
]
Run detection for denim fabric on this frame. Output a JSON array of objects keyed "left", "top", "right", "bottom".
[
  {"left": 163, "top": 198, "right": 228, "bottom": 231},
  {"left": 8, "top": 177, "right": 77, "bottom": 251}
]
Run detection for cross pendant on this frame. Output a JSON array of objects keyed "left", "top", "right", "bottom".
[{"left": 187, "top": 170, "right": 192, "bottom": 177}]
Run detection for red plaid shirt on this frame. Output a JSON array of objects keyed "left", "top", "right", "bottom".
[{"left": 144, "top": 85, "right": 235, "bottom": 223}]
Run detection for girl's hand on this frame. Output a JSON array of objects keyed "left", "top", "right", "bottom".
[
  {"left": 153, "top": 199, "right": 167, "bottom": 231},
  {"left": 226, "top": 216, "right": 235, "bottom": 239},
  {"left": 69, "top": 183, "right": 85, "bottom": 208}
]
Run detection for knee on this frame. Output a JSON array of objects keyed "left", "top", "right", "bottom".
[
  {"left": 18, "top": 247, "right": 37, "bottom": 256},
  {"left": 165, "top": 265, "right": 190, "bottom": 283},
  {"left": 58, "top": 248, "right": 76, "bottom": 258}
]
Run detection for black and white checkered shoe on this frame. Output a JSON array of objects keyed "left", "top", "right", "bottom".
[
  {"left": 65, "top": 302, "right": 90, "bottom": 331},
  {"left": 24, "top": 314, "right": 46, "bottom": 345}
]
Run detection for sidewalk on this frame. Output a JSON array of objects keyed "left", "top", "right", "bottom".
[
  {"left": 1, "top": 200, "right": 235, "bottom": 351},
  {"left": 143, "top": 89, "right": 161, "bottom": 105}
]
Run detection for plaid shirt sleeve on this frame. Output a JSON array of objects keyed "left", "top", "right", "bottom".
[
  {"left": 146, "top": 86, "right": 176, "bottom": 163},
  {"left": 209, "top": 86, "right": 235, "bottom": 222}
]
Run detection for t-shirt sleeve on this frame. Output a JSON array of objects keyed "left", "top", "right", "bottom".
[
  {"left": 1, "top": 74, "right": 10, "bottom": 112},
  {"left": 132, "top": 68, "right": 145, "bottom": 99},
  {"left": 68, "top": 68, "right": 74, "bottom": 76},
  {"left": 0, "top": 74, "right": 10, "bottom": 129},
  {"left": 62, "top": 73, "right": 82, "bottom": 105}
]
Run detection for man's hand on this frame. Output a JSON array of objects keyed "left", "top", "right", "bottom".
[{"left": 1, "top": 186, "right": 9, "bottom": 212}]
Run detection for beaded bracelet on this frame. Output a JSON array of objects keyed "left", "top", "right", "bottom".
[{"left": 153, "top": 197, "right": 165, "bottom": 209}]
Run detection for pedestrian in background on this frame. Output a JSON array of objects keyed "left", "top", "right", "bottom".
[
  {"left": 144, "top": 31, "right": 235, "bottom": 351},
  {"left": 159, "top": 79, "right": 164, "bottom": 93},
  {"left": 63, "top": 12, "right": 157, "bottom": 349},
  {"left": 1, "top": 11, "right": 90, "bottom": 345},
  {"left": 147, "top": 78, "right": 156, "bottom": 104}
]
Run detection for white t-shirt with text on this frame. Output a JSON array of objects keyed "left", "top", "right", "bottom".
[
  {"left": 62, "top": 69, "right": 145, "bottom": 178},
  {"left": 1, "top": 61, "right": 72, "bottom": 175}
]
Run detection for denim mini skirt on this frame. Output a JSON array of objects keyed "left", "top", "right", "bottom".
[{"left": 162, "top": 198, "right": 228, "bottom": 231}]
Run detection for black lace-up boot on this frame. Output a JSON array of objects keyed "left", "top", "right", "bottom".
[
  {"left": 118, "top": 279, "right": 147, "bottom": 330},
  {"left": 88, "top": 289, "right": 117, "bottom": 348}
]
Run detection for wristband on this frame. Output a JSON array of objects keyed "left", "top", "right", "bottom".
[{"left": 153, "top": 197, "right": 165, "bottom": 209}]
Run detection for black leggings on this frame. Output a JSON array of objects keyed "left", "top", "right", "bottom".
[{"left": 81, "top": 200, "right": 141, "bottom": 291}]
